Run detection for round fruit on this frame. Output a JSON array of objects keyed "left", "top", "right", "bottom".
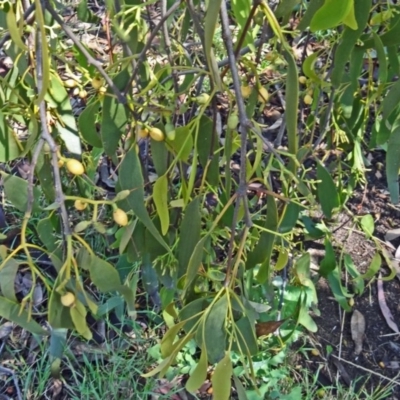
[
  {"left": 311, "top": 348, "right": 320, "bottom": 356},
  {"left": 113, "top": 208, "right": 128, "bottom": 226},
  {"left": 74, "top": 200, "right": 87, "bottom": 211},
  {"left": 241, "top": 85, "right": 252, "bottom": 99},
  {"left": 348, "top": 298, "right": 355, "bottom": 307},
  {"left": 58, "top": 159, "right": 64, "bottom": 168},
  {"left": 98, "top": 87, "right": 107, "bottom": 95},
  {"left": 258, "top": 86, "right": 269, "bottom": 103},
  {"left": 298, "top": 76, "right": 307, "bottom": 85},
  {"left": 91, "top": 77, "right": 103, "bottom": 90},
  {"left": 64, "top": 79, "right": 78, "bottom": 88},
  {"left": 137, "top": 128, "right": 149, "bottom": 139},
  {"left": 316, "top": 388, "right": 326, "bottom": 398},
  {"left": 165, "top": 123, "right": 176, "bottom": 141},
  {"left": 149, "top": 127, "right": 165, "bottom": 142},
  {"left": 43, "top": 142, "right": 51, "bottom": 154},
  {"left": 79, "top": 90, "right": 87, "bottom": 99},
  {"left": 61, "top": 292, "right": 76, "bottom": 307},
  {"left": 227, "top": 113, "right": 239, "bottom": 130},
  {"left": 195, "top": 93, "right": 210, "bottom": 105},
  {"left": 66, "top": 159, "right": 85, "bottom": 176},
  {"left": 303, "top": 94, "right": 313, "bottom": 105}
]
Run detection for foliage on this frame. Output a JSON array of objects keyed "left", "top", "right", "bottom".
[{"left": 0, "top": 0, "right": 398, "bottom": 397}]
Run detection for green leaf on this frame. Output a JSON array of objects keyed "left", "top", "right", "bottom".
[
  {"left": 386, "top": 124, "right": 400, "bottom": 204},
  {"left": 343, "top": 254, "right": 364, "bottom": 295},
  {"left": 360, "top": 252, "right": 381, "bottom": 280},
  {"left": 0, "top": 112, "right": 22, "bottom": 161},
  {"left": 294, "top": 253, "right": 317, "bottom": 305},
  {"left": 178, "top": 197, "right": 201, "bottom": 278},
  {"left": 233, "top": 375, "right": 249, "bottom": 400},
  {"left": 185, "top": 236, "right": 207, "bottom": 291},
  {"left": 186, "top": 348, "right": 208, "bottom": 393},
  {"left": 211, "top": 352, "right": 232, "bottom": 400},
  {"left": 201, "top": 295, "right": 228, "bottom": 364},
  {"left": 161, "top": 320, "right": 187, "bottom": 358},
  {"left": 303, "top": 52, "right": 323, "bottom": 83},
  {"left": 319, "top": 239, "right": 336, "bottom": 277},
  {"left": 360, "top": 214, "right": 374, "bottom": 238},
  {"left": 279, "top": 202, "right": 300, "bottom": 233},
  {"left": 153, "top": 175, "right": 169, "bottom": 236},
  {"left": 1, "top": 172, "right": 41, "bottom": 213},
  {"left": 179, "top": 297, "right": 208, "bottom": 333},
  {"left": 327, "top": 267, "right": 352, "bottom": 311},
  {"left": 382, "top": 79, "right": 400, "bottom": 121},
  {"left": 297, "top": 296, "right": 318, "bottom": 332},
  {"left": 100, "top": 71, "right": 129, "bottom": 156},
  {"left": 233, "top": 315, "right": 258, "bottom": 356},
  {"left": 298, "top": 0, "right": 324, "bottom": 31},
  {"left": 166, "top": 124, "right": 193, "bottom": 162},
  {"left": 342, "top": 1, "right": 358, "bottom": 29},
  {"left": 46, "top": 75, "right": 81, "bottom": 155},
  {"left": 78, "top": 100, "right": 102, "bottom": 148},
  {"left": 118, "top": 148, "right": 169, "bottom": 250},
  {"left": 70, "top": 300, "right": 92, "bottom": 340},
  {"left": 89, "top": 255, "right": 122, "bottom": 292},
  {"left": 0, "top": 258, "right": 19, "bottom": 301},
  {"left": 310, "top": 0, "right": 353, "bottom": 31},
  {"left": 0, "top": 296, "right": 47, "bottom": 335},
  {"left": 48, "top": 278, "right": 74, "bottom": 329},
  {"left": 317, "top": 162, "right": 339, "bottom": 218}
]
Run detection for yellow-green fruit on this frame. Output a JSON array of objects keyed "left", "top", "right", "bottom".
[
  {"left": 227, "top": 113, "right": 239, "bottom": 130},
  {"left": 64, "top": 79, "right": 78, "bottom": 88},
  {"left": 43, "top": 142, "right": 51, "bottom": 154},
  {"left": 91, "top": 77, "right": 103, "bottom": 90},
  {"left": 74, "top": 200, "right": 87, "bottom": 211},
  {"left": 311, "top": 348, "right": 320, "bottom": 356},
  {"left": 66, "top": 159, "right": 85, "bottom": 176},
  {"left": 298, "top": 76, "right": 307, "bottom": 85},
  {"left": 258, "top": 86, "right": 269, "bottom": 103},
  {"left": 149, "top": 127, "right": 165, "bottom": 142},
  {"left": 195, "top": 93, "right": 210, "bottom": 105},
  {"left": 316, "top": 388, "right": 326, "bottom": 398},
  {"left": 303, "top": 94, "right": 313, "bottom": 105},
  {"left": 58, "top": 159, "right": 64, "bottom": 168},
  {"left": 165, "top": 123, "right": 176, "bottom": 141},
  {"left": 241, "top": 85, "right": 252, "bottom": 99},
  {"left": 79, "top": 90, "right": 87, "bottom": 99},
  {"left": 98, "top": 87, "right": 107, "bottom": 95},
  {"left": 61, "top": 292, "right": 76, "bottom": 307},
  {"left": 113, "top": 208, "right": 128, "bottom": 226},
  {"left": 137, "top": 128, "right": 149, "bottom": 139}
]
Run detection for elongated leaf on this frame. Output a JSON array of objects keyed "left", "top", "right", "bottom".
[
  {"left": 298, "top": 0, "right": 324, "bottom": 31},
  {"left": 70, "top": 300, "right": 92, "bottom": 340},
  {"left": 319, "top": 239, "right": 336, "bottom": 277},
  {"left": 317, "top": 162, "right": 339, "bottom": 218},
  {"left": 5, "top": 4, "right": 27, "bottom": 51},
  {"left": 78, "top": 100, "right": 102, "bottom": 148},
  {"left": 310, "top": 0, "right": 353, "bottom": 31},
  {"left": 1, "top": 172, "right": 41, "bottom": 212},
  {"left": 118, "top": 148, "right": 169, "bottom": 250},
  {"left": 185, "top": 236, "right": 207, "bottom": 290},
  {"left": 234, "top": 315, "right": 258, "bottom": 356},
  {"left": 294, "top": 253, "right": 317, "bottom": 304},
  {"left": 89, "top": 254, "right": 121, "bottom": 292},
  {"left": 360, "top": 214, "right": 374, "bottom": 238},
  {"left": 100, "top": 71, "right": 129, "bottom": 156},
  {"left": 46, "top": 75, "right": 81, "bottom": 154},
  {"left": 186, "top": 348, "right": 208, "bottom": 393},
  {"left": 211, "top": 352, "right": 232, "bottom": 400},
  {"left": 386, "top": 124, "right": 400, "bottom": 204},
  {"left": 382, "top": 79, "right": 400, "bottom": 121},
  {"left": 178, "top": 197, "right": 201, "bottom": 278},
  {"left": 0, "top": 258, "right": 19, "bottom": 301},
  {"left": 0, "top": 296, "right": 47, "bottom": 335},
  {"left": 327, "top": 268, "right": 352, "bottom": 311},
  {"left": 233, "top": 375, "right": 249, "bottom": 400},
  {"left": 0, "top": 112, "right": 21, "bottom": 161},
  {"left": 360, "top": 253, "right": 381, "bottom": 280},
  {"left": 153, "top": 175, "right": 169, "bottom": 236},
  {"left": 167, "top": 124, "right": 193, "bottom": 162}
]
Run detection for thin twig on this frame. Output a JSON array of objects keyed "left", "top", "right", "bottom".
[
  {"left": 36, "top": 22, "right": 71, "bottom": 237},
  {"left": 44, "top": 0, "right": 126, "bottom": 104},
  {"left": 0, "top": 366, "right": 23, "bottom": 400},
  {"left": 124, "top": 0, "right": 181, "bottom": 94}
]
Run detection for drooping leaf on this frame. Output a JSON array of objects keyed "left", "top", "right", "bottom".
[
  {"left": 166, "top": 124, "right": 193, "bottom": 162},
  {"left": 327, "top": 268, "right": 352, "bottom": 311},
  {"left": 319, "top": 239, "right": 336, "bottom": 277},
  {"left": 0, "top": 258, "right": 19, "bottom": 301},
  {"left": 0, "top": 296, "right": 47, "bottom": 335},
  {"left": 360, "top": 214, "right": 374, "bottom": 238},
  {"left": 153, "top": 175, "right": 169, "bottom": 236},
  {"left": 233, "top": 315, "right": 258, "bottom": 356},
  {"left": 100, "top": 71, "right": 129, "bottom": 156},
  {"left": 88, "top": 254, "right": 122, "bottom": 292},
  {"left": 70, "top": 300, "right": 92, "bottom": 340},
  {"left": 178, "top": 197, "right": 201, "bottom": 279},
  {"left": 78, "top": 100, "right": 102, "bottom": 148},
  {"left": 310, "top": 0, "right": 353, "bottom": 32},
  {"left": 0, "top": 112, "right": 22, "bottom": 161},
  {"left": 316, "top": 162, "right": 339, "bottom": 218},
  {"left": 211, "top": 352, "right": 232, "bottom": 400},
  {"left": 186, "top": 348, "right": 208, "bottom": 393},
  {"left": 386, "top": 124, "right": 400, "bottom": 204},
  {"left": 360, "top": 252, "right": 381, "bottom": 280},
  {"left": 118, "top": 148, "right": 169, "bottom": 250}
]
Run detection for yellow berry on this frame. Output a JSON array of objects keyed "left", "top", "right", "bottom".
[
  {"left": 113, "top": 208, "right": 128, "bottom": 226},
  {"left": 58, "top": 159, "right": 64, "bottom": 168},
  {"left": 66, "top": 159, "right": 85, "bottom": 176},
  {"left": 227, "top": 113, "right": 239, "bottom": 130},
  {"left": 137, "top": 128, "right": 149, "bottom": 139},
  {"left": 79, "top": 90, "right": 87, "bottom": 99},
  {"left": 195, "top": 93, "right": 210, "bottom": 105},
  {"left": 316, "top": 388, "right": 326, "bottom": 398},
  {"left": 258, "top": 86, "right": 269, "bottom": 103},
  {"left": 298, "top": 76, "right": 307, "bottom": 84},
  {"left": 91, "top": 77, "right": 103, "bottom": 90},
  {"left": 43, "top": 142, "right": 51, "bottom": 154},
  {"left": 241, "top": 85, "right": 252, "bottom": 99},
  {"left": 165, "top": 123, "right": 176, "bottom": 141},
  {"left": 149, "top": 127, "right": 165, "bottom": 142},
  {"left": 74, "top": 200, "right": 87, "bottom": 211},
  {"left": 311, "top": 348, "right": 320, "bottom": 356},
  {"left": 304, "top": 94, "right": 313, "bottom": 105},
  {"left": 61, "top": 292, "right": 76, "bottom": 307},
  {"left": 98, "top": 87, "right": 107, "bottom": 95},
  {"left": 348, "top": 298, "right": 355, "bottom": 307},
  {"left": 63, "top": 79, "right": 78, "bottom": 88}
]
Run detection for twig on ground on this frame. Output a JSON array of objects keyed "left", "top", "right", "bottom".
[
  {"left": 0, "top": 366, "right": 23, "bottom": 400},
  {"left": 44, "top": 0, "right": 126, "bottom": 104}
]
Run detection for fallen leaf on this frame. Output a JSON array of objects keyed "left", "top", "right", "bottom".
[
  {"left": 385, "top": 228, "right": 400, "bottom": 242},
  {"left": 377, "top": 275, "right": 399, "bottom": 333},
  {"left": 255, "top": 320, "right": 285, "bottom": 337},
  {"left": 350, "top": 309, "right": 366, "bottom": 355}
]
